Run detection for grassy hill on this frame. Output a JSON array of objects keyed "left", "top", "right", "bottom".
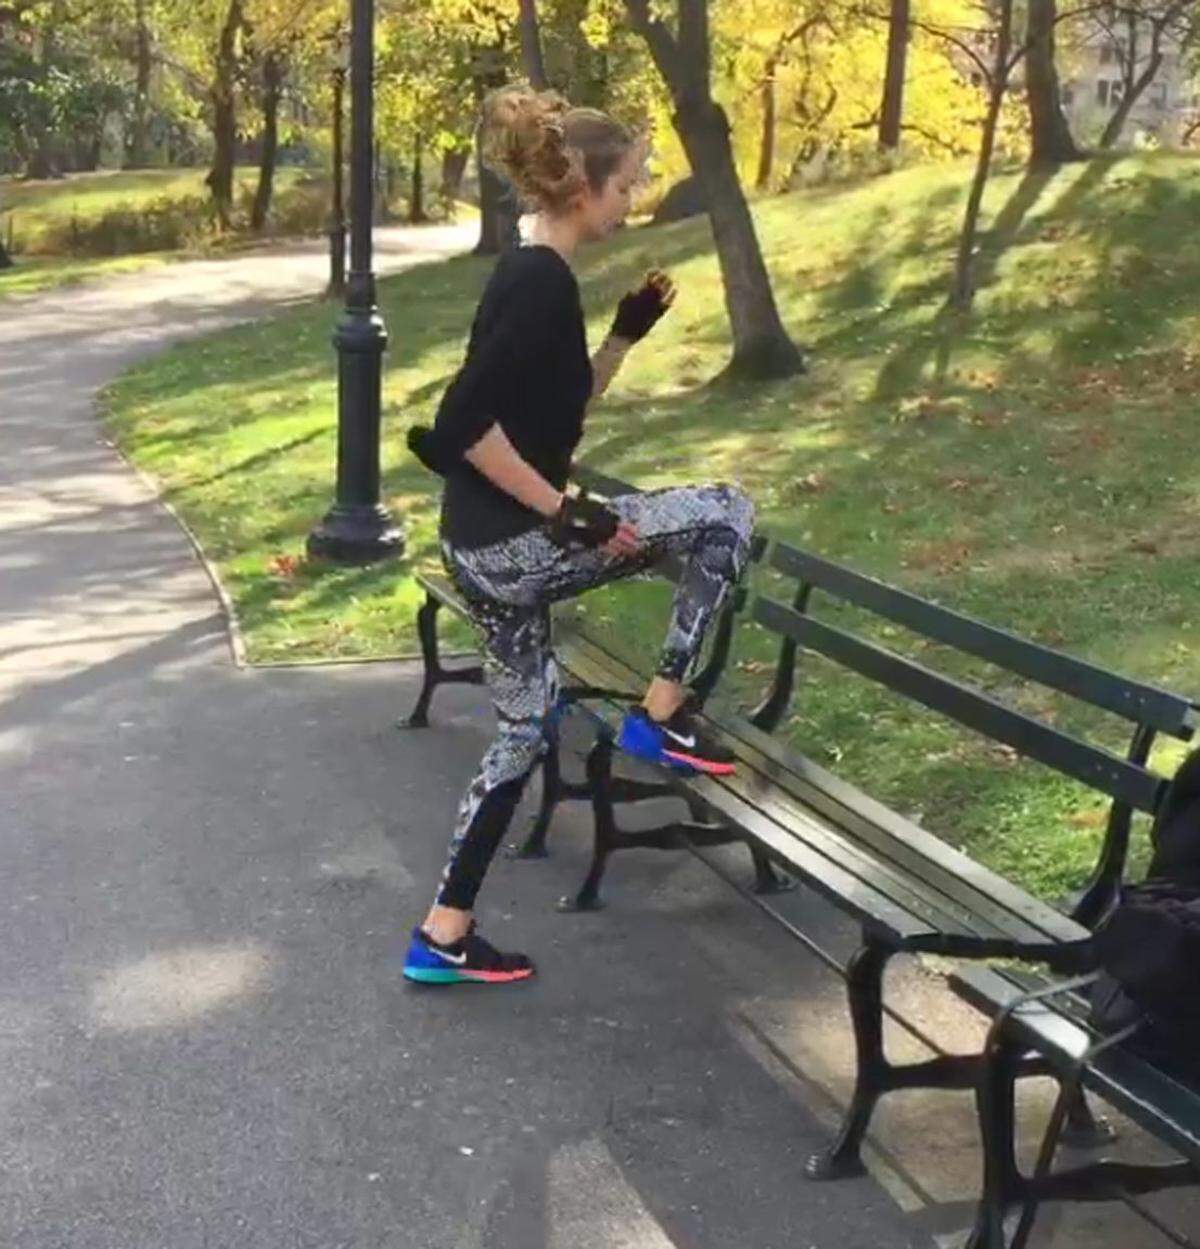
[
  {"left": 0, "top": 166, "right": 307, "bottom": 251},
  {"left": 102, "top": 151, "right": 1200, "bottom": 899}
]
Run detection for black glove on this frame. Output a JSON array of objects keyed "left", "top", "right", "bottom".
[
  {"left": 547, "top": 490, "right": 620, "bottom": 550},
  {"left": 609, "top": 268, "right": 676, "bottom": 344}
]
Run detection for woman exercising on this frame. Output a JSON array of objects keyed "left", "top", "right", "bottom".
[{"left": 403, "top": 84, "right": 754, "bottom": 986}]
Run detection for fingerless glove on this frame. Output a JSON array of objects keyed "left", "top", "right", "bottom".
[
  {"left": 609, "top": 271, "right": 674, "bottom": 344},
  {"left": 546, "top": 491, "right": 620, "bottom": 549}
]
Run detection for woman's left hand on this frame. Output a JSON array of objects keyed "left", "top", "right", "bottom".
[
  {"left": 602, "top": 520, "right": 640, "bottom": 560},
  {"left": 609, "top": 269, "right": 677, "bottom": 345}
]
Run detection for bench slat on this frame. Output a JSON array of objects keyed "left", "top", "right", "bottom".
[
  {"left": 754, "top": 597, "right": 1166, "bottom": 816},
  {"left": 563, "top": 627, "right": 1086, "bottom": 950},
  {"left": 703, "top": 708, "right": 1087, "bottom": 948},
  {"left": 770, "top": 543, "right": 1196, "bottom": 738},
  {"left": 561, "top": 632, "right": 994, "bottom": 939},
  {"left": 714, "top": 744, "right": 1083, "bottom": 939},
  {"left": 555, "top": 631, "right": 948, "bottom": 944},
  {"left": 416, "top": 571, "right": 467, "bottom": 610},
  {"left": 572, "top": 465, "right": 637, "bottom": 499},
  {"left": 952, "top": 966, "right": 1200, "bottom": 1164}
]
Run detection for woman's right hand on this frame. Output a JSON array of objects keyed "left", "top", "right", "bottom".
[{"left": 610, "top": 269, "right": 677, "bottom": 345}]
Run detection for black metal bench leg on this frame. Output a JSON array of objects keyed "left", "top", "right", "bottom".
[
  {"left": 964, "top": 1037, "right": 1025, "bottom": 1249},
  {"left": 558, "top": 735, "right": 616, "bottom": 913},
  {"left": 404, "top": 595, "right": 441, "bottom": 728},
  {"left": 400, "top": 593, "right": 485, "bottom": 729},
  {"left": 750, "top": 845, "right": 796, "bottom": 895},
  {"left": 806, "top": 936, "right": 892, "bottom": 1181},
  {"left": 681, "top": 794, "right": 794, "bottom": 896},
  {"left": 1058, "top": 1085, "right": 1116, "bottom": 1149},
  {"left": 514, "top": 734, "right": 562, "bottom": 860}
]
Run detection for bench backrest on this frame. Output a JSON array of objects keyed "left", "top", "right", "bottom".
[{"left": 753, "top": 540, "right": 1197, "bottom": 925}]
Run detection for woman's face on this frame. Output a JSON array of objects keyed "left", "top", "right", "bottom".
[{"left": 577, "top": 142, "right": 647, "bottom": 243}]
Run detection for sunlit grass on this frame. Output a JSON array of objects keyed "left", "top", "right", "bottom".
[{"left": 103, "top": 150, "right": 1200, "bottom": 899}]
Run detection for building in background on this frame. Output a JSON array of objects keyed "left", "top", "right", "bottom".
[{"left": 1060, "top": 9, "right": 1199, "bottom": 147}]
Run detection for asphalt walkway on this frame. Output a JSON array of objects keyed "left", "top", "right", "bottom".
[{"left": 1, "top": 226, "right": 952, "bottom": 1248}]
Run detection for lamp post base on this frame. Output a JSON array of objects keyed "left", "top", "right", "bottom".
[{"left": 307, "top": 503, "right": 404, "bottom": 565}]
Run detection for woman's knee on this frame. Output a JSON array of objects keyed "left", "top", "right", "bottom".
[
  {"left": 488, "top": 719, "right": 548, "bottom": 784},
  {"left": 689, "top": 483, "right": 754, "bottom": 562},
  {"left": 712, "top": 482, "right": 755, "bottom": 539}
]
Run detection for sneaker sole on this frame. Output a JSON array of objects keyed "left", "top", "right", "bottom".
[
  {"left": 403, "top": 966, "right": 535, "bottom": 985},
  {"left": 662, "top": 747, "right": 737, "bottom": 776}
]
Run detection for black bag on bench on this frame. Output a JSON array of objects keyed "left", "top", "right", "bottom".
[{"left": 1091, "top": 747, "right": 1200, "bottom": 1082}]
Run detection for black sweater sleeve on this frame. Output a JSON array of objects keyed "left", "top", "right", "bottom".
[{"left": 408, "top": 250, "right": 575, "bottom": 476}]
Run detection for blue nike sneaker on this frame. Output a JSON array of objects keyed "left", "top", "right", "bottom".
[
  {"left": 617, "top": 701, "right": 737, "bottom": 775},
  {"left": 403, "top": 926, "right": 535, "bottom": 986}
]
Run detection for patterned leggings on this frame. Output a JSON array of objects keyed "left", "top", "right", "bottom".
[{"left": 435, "top": 483, "right": 755, "bottom": 911}]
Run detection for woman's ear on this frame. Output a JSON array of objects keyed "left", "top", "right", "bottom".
[{"left": 566, "top": 185, "right": 592, "bottom": 216}]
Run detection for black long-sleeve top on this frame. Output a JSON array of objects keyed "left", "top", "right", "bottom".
[{"left": 423, "top": 244, "right": 593, "bottom": 550}]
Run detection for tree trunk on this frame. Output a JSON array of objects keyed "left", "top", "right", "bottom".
[
  {"left": 206, "top": 0, "right": 243, "bottom": 229},
  {"left": 327, "top": 65, "right": 346, "bottom": 296},
  {"left": 755, "top": 54, "right": 777, "bottom": 190},
  {"left": 0, "top": 237, "right": 12, "bottom": 270},
  {"left": 879, "top": 0, "right": 910, "bottom": 149},
  {"left": 953, "top": 0, "right": 1015, "bottom": 309},
  {"left": 25, "top": 142, "right": 58, "bottom": 180},
  {"left": 1026, "top": 0, "right": 1083, "bottom": 167},
  {"left": 626, "top": 0, "right": 803, "bottom": 378},
  {"left": 440, "top": 148, "right": 468, "bottom": 202},
  {"left": 126, "top": 0, "right": 153, "bottom": 168},
  {"left": 410, "top": 130, "right": 429, "bottom": 223},
  {"left": 27, "top": 5, "right": 62, "bottom": 180},
  {"left": 475, "top": 134, "right": 520, "bottom": 254},
  {"left": 1100, "top": 28, "right": 1164, "bottom": 148},
  {"left": 251, "top": 50, "right": 282, "bottom": 231},
  {"left": 473, "top": 48, "right": 520, "bottom": 255},
  {"left": 677, "top": 96, "right": 803, "bottom": 376},
  {"left": 518, "top": 0, "right": 550, "bottom": 90},
  {"left": 79, "top": 130, "right": 102, "bottom": 172}
]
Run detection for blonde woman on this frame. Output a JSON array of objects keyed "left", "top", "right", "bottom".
[{"left": 405, "top": 85, "right": 754, "bottom": 986}]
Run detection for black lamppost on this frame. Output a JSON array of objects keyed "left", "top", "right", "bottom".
[
  {"left": 307, "top": 0, "right": 403, "bottom": 564},
  {"left": 326, "top": 31, "right": 347, "bottom": 298}
]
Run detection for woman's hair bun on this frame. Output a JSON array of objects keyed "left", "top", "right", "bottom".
[{"left": 480, "top": 83, "right": 586, "bottom": 211}]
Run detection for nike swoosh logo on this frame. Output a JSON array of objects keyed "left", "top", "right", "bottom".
[
  {"left": 430, "top": 945, "right": 468, "bottom": 966},
  {"left": 663, "top": 728, "right": 696, "bottom": 749}
]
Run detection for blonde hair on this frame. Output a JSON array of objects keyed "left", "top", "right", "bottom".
[{"left": 480, "top": 83, "right": 635, "bottom": 214}]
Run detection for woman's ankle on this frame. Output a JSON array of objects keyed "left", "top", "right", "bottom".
[
  {"left": 423, "top": 905, "right": 472, "bottom": 945},
  {"left": 643, "top": 677, "right": 684, "bottom": 723}
]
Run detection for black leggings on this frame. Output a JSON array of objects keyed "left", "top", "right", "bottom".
[{"left": 434, "top": 483, "right": 755, "bottom": 911}]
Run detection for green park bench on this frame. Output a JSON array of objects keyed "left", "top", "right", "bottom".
[{"left": 404, "top": 466, "right": 1199, "bottom": 1244}]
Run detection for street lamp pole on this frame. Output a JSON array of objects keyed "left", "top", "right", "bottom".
[{"left": 307, "top": 0, "right": 403, "bottom": 565}]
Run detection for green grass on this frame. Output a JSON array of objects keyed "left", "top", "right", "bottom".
[
  {"left": 103, "top": 150, "right": 1200, "bottom": 901},
  {"left": 0, "top": 166, "right": 307, "bottom": 252},
  {"left": 0, "top": 252, "right": 174, "bottom": 299}
]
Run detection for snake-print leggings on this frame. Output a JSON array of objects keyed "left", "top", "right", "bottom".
[{"left": 434, "top": 483, "right": 754, "bottom": 911}]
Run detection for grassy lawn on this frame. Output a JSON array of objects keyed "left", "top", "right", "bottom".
[
  {"left": 0, "top": 252, "right": 175, "bottom": 299},
  {"left": 0, "top": 166, "right": 307, "bottom": 252},
  {"left": 102, "top": 151, "right": 1200, "bottom": 900},
  {"left": 0, "top": 169, "right": 476, "bottom": 299}
]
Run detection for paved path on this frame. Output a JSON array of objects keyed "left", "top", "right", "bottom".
[{"left": 0, "top": 230, "right": 938, "bottom": 1248}]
